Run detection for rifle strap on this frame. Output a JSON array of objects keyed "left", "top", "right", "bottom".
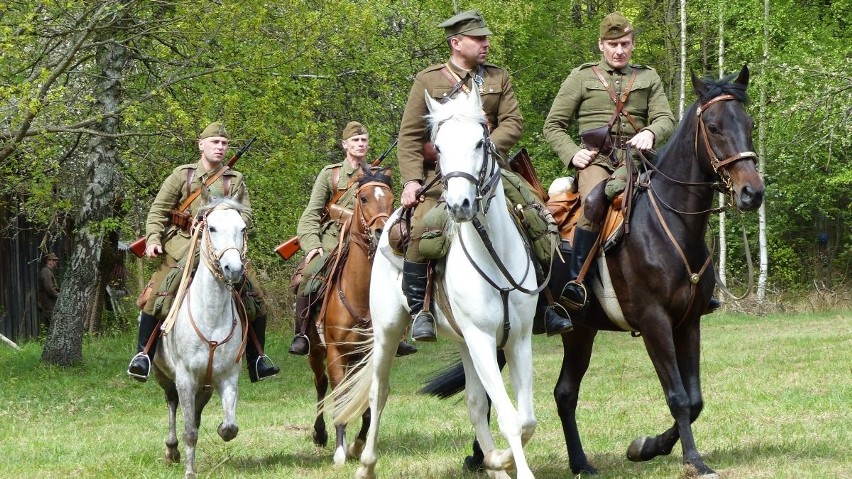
[
  {"left": 440, "top": 63, "right": 486, "bottom": 102},
  {"left": 323, "top": 166, "right": 360, "bottom": 219},
  {"left": 591, "top": 66, "right": 641, "bottom": 133}
]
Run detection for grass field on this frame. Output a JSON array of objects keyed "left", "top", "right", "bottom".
[{"left": 0, "top": 310, "right": 849, "bottom": 478}]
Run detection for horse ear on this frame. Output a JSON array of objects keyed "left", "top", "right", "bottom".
[
  {"left": 470, "top": 83, "right": 483, "bottom": 111},
  {"left": 690, "top": 70, "right": 705, "bottom": 99},
  {"left": 424, "top": 89, "right": 441, "bottom": 114},
  {"left": 735, "top": 64, "right": 750, "bottom": 88}
]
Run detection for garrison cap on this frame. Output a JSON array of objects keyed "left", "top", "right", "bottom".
[
  {"left": 438, "top": 10, "right": 493, "bottom": 38},
  {"left": 44, "top": 253, "right": 59, "bottom": 261},
  {"left": 599, "top": 12, "right": 633, "bottom": 40},
  {"left": 199, "top": 122, "right": 228, "bottom": 139},
  {"left": 342, "top": 121, "right": 368, "bottom": 140}
]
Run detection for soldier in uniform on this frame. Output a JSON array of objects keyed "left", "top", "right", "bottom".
[
  {"left": 127, "top": 122, "right": 280, "bottom": 383},
  {"left": 543, "top": 12, "right": 682, "bottom": 314},
  {"left": 399, "top": 10, "right": 572, "bottom": 341},
  {"left": 290, "top": 121, "right": 417, "bottom": 356},
  {"left": 37, "top": 252, "right": 60, "bottom": 331}
]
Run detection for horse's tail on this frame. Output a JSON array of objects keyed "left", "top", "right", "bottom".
[
  {"left": 330, "top": 334, "right": 375, "bottom": 426},
  {"left": 419, "top": 359, "right": 465, "bottom": 399}
]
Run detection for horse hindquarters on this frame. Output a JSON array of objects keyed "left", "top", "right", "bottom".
[{"left": 554, "top": 326, "right": 600, "bottom": 475}]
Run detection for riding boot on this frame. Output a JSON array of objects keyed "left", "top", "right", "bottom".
[
  {"left": 558, "top": 227, "right": 600, "bottom": 314},
  {"left": 402, "top": 260, "right": 436, "bottom": 342},
  {"left": 288, "top": 295, "right": 311, "bottom": 355},
  {"left": 247, "top": 315, "right": 280, "bottom": 383},
  {"left": 127, "top": 312, "right": 159, "bottom": 382},
  {"left": 532, "top": 292, "right": 574, "bottom": 336}
]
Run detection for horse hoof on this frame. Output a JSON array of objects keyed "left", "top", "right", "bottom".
[
  {"left": 164, "top": 450, "right": 181, "bottom": 464},
  {"left": 627, "top": 436, "right": 655, "bottom": 462},
  {"left": 464, "top": 455, "right": 484, "bottom": 472},
  {"left": 313, "top": 430, "right": 328, "bottom": 448},
  {"left": 217, "top": 422, "right": 239, "bottom": 442}
]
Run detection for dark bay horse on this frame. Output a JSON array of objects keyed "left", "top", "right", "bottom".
[
  {"left": 424, "top": 66, "right": 764, "bottom": 478},
  {"left": 306, "top": 166, "right": 394, "bottom": 465}
]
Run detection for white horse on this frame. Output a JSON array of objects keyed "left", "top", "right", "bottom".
[
  {"left": 152, "top": 197, "right": 248, "bottom": 478},
  {"left": 332, "top": 88, "right": 539, "bottom": 479}
]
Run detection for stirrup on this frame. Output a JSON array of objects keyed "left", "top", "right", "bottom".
[
  {"left": 127, "top": 352, "right": 151, "bottom": 382},
  {"left": 558, "top": 280, "right": 588, "bottom": 313},
  {"left": 411, "top": 311, "right": 436, "bottom": 342},
  {"left": 288, "top": 335, "right": 310, "bottom": 355},
  {"left": 250, "top": 355, "right": 279, "bottom": 382}
]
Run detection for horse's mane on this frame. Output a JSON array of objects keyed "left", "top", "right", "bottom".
[
  {"left": 425, "top": 92, "right": 486, "bottom": 142},
  {"left": 357, "top": 163, "right": 393, "bottom": 188},
  {"left": 197, "top": 196, "right": 250, "bottom": 216}
]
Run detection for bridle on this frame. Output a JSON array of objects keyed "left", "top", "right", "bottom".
[
  {"left": 694, "top": 93, "right": 759, "bottom": 190},
  {"left": 438, "top": 121, "right": 502, "bottom": 216},
  {"left": 349, "top": 181, "right": 392, "bottom": 261},
  {"left": 198, "top": 205, "right": 248, "bottom": 284}
]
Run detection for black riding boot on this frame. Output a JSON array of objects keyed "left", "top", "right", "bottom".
[
  {"left": 402, "top": 260, "right": 436, "bottom": 342},
  {"left": 247, "top": 315, "right": 280, "bottom": 383},
  {"left": 288, "top": 295, "right": 311, "bottom": 355},
  {"left": 705, "top": 297, "right": 723, "bottom": 314},
  {"left": 127, "top": 312, "right": 159, "bottom": 382},
  {"left": 558, "top": 228, "right": 599, "bottom": 314},
  {"left": 532, "top": 293, "right": 574, "bottom": 336}
]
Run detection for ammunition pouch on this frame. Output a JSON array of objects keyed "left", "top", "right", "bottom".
[
  {"left": 580, "top": 125, "right": 618, "bottom": 166},
  {"left": 169, "top": 209, "right": 192, "bottom": 231},
  {"left": 422, "top": 142, "right": 439, "bottom": 165},
  {"left": 419, "top": 203, "right": 451, "bottom": 259}
]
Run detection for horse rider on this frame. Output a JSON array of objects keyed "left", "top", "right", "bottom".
[
  {"left": 289, "top": 121, "right": 417, "bottom": 357},
  {"left": 544, "top": 13, "right": 721, "bottom": 316},
  {"left": 127, "top": 122, "right": 280, "bottom": 383},
  {"left": 397, "top": 10, "right": 574, "bottom": 342}
]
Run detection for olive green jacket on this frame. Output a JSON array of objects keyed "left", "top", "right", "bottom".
[
  {"left": 398, "top": 61, "right": 524, "bottom": 185},
  {"left": 296, "top": 160, "right": 362, "bottom": 253},
  {"left": 37, "top": 265, "right": 58, "bottom": 312},
  {"left": 145, "top": 160, "right": 250, "bottom": 262},
  {"left": 543, "top": 58, "right": 675, "bottom": 169}
]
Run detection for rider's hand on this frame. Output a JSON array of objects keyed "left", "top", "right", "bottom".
[
  {"left": 627, "top": 130, "right": 655, "bottom": 151},
  {"left": 305, "top": 247, "right": 324, "bottom": 263},
  {"left": 145, "top": 243, "right": 163, "bottom": 258},
  {"left": 401, "top": 181, "right": 424, "bottom": 208},
  {"left": 571, "top": 149, "right": 598, "bottom": 169}
]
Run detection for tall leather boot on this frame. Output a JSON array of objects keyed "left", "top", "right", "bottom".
[
  {"left": 288, "top": 295, "right": 311, "bottom": 355},
  {"left": 402, "top": 260, "right": 436, "bottom": 342},
  {"left": 247, "top": 315, "right": 280, "bottom": 383},
  {"left": 558, "top": 228, "right": 599, "bottom": 314},
  {"left": 127, "top": 311, "right": 159, "bottom": 382}
]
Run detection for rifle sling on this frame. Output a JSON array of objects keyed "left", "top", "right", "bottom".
[{"left": 175, "top": 165, "right": 232, "bottom": 213}]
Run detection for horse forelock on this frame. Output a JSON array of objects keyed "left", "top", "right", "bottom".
[
  {"left": 426, "top": 95, "right": 486, "bottom": 142},
  {"left": 357, "top": 165, "right": 393, "bottom": 189},
  {"left": 698, "top": 72, "right": 750, "bottom": 104},
  {"left": 197, "top": 197, "right": 249, "bottom": 216}
]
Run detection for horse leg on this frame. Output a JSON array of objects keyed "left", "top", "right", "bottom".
[
  {"left": 464, "top": 333, "right": 533, "bottom": 479},
  {"left": 504, "top": 333, "right": 537, "bottom": 447},
  {"left": 176, "top": 378, "right": 199, "bottom": 479},
  {"left": 349, "top": 408, "right": 370, "bottom": 460},
  {"left": 327, "top": 344, "right": 349, "bottom": 466},
  {"left": 217, "top": 376, "right": 239, "bottom": 442},
  {"left": 308, "top": 342, "right": 329, "bottom": 448},
  {"left": 629, "top": 320, "right": 717, "bottom": 477},
  {"left": 162, "top": 381, "right": 181, "bottom": 464},
  {"left": 555, "top": 326, "right": 599, "bottom": 475},
  {"left": 465, "top": 349, "right": 507, "bottom": 472}
]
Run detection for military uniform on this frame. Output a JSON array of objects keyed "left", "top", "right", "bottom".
[
  {"left": 37, "top": 253, "right": 59, "bottom": 329},
  {"left": 544, "top": 12, "right": 675, "bottom": 316},
  {"left": 128, "top": 122, "right": 279, "bottom": 383}
]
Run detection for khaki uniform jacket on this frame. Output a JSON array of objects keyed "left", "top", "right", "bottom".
[
  {"left": 543, "top": 58, "right": 675, "bottom": 169},
  {"left": 37, "top": 265, "right": 58, "bottom": 312},
  {"left": 145, "top": 160, "right": 250, "bottom": 262},
  {"left": 398, "top": 61, "right": 524, "bottom": 185},
  {"left": 296, "top": 160, "right": 362, "bottom": 253}
]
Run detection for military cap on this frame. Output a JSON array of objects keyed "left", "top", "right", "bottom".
[
  {"left": 342, "top": 121, "right": 368, "bottom": 140},
  {"left": 44, "top": 253, "right": 59, "bottom": 261},
  {"left": 438, "top": 10, "right": 493, "bottom": 38},
  {"left": 599, "top": 12, "right": 633, "bottom": 40},
  {"left": 199, "top": 122, "right": 228, "bottom": 139}
]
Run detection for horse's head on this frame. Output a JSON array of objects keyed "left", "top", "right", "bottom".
[
  {"left": 197, "top": 197, "right": 248, "bottom": 284},
  {"left": 425, "top": 87, "right": 498, "bottom": 222},
  {"left": 352, "top": 164, "right": 394, "bottom": 252},
  {"left": 691, "top": 65, "right": 765, "bottom": 211}
]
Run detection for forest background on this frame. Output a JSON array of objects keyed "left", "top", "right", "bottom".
[{"left": 0, "top": 0, "right": 849, "bottom": 365}]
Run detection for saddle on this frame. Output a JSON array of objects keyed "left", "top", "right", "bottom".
[{"left": 545, "top": 176, "right": 626, "bottom": 251}]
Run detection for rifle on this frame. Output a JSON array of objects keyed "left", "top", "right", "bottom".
[
  {"left": 274, "top": 137, "right": 397, "bottom": 261},
  {"left": 508, "top": 147, "right": 548, "bottom": 202},
  {"left": 129, "top": 137, "right": 257, "bottom": 258}
]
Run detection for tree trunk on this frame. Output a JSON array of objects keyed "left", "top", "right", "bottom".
[
  {"left": 717, "top": 3, "right": 728, "bottom": 292},
  {"left": 756, "top": 0, "right": 769, "bottom": 303},
  {"left": 42, "top": 4, "right": 130, "bottom": 365}
]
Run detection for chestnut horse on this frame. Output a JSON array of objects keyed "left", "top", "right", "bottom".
[
  {"left": 424, "top": 66, "right": 764, "bottom": 479},
  {"left": 306, "top": 166, "right": 394, "bottom": 465}
]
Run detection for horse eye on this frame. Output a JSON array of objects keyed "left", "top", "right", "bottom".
[
  {"left": 707, "top": 123, "right": 721, "bottom": 134},
  {"left": 475, "top": 139, "right": 484, "bottom": 149}
]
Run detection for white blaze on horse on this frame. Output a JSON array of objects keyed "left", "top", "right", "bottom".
[
  {"left": 152, "top": 197, "right": 249, "bottom": 479},
  {"left": 332, "top": 87, "right": 539, "bottom": 479}
]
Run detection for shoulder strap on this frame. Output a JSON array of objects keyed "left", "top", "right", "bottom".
[
  {"left": 175, "top": 165, "right": 231, "bottom": 213},
  {"left": 591, "top": 66, "right": 641, "bottom": 132}
]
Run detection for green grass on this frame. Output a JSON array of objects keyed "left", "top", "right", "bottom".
[{"left": 1, "top": 311, "right": 850, "bottom": 478}]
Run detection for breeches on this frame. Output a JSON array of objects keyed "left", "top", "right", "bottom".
[{"left": 576, "top": 162, "right": 631, "bottom": 230}]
